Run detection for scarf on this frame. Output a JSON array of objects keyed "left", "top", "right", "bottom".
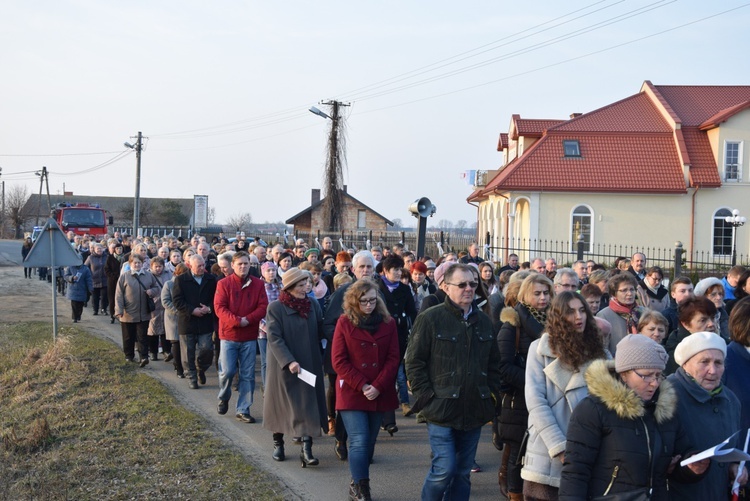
[
  {"left": 608, "top": 298, "right": 641, "bottom": 334},
  {"left": 358, "top": 312, "right": 383, "bottom": 333},
  {"left": 381, "top": 276, "right": 400, "bottom": 293},
  {"left": 522, "top": 302, "right": 548, "bottom": 325},
  {"left": 312, "top": 279, "right": 328, "bottom": 300},
  {"left": 279, "top": 290, "right": 311, "bottom": 319}
]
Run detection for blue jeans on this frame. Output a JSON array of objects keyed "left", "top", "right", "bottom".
[
  {"left": 421, "top": 423, "right": 482, "bottom": 501},
  {"left": 396, "top": 362, "right": 409, "bottom": 404},
  {"left": 340, "top": 410, "right": 383, "bottom": 482},
  {"left": 217, "top": 339, "right": 256, "bottom": 414},
  {"left": 258, "top": 337, "right": 267, "bottom": 390}
]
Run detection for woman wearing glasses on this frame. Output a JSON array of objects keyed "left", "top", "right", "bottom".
[
  {"left": 560, "top": 335, "right": 709, "bottom": 500},
  {"left": 497, "top": 273, "right": 554, "bottom": 500},
  {"left": 596, "top": 273, "right": 644, "bottom": 355},
  {"left": 332, "top": 279, "right": 400, "bottom": 501}
]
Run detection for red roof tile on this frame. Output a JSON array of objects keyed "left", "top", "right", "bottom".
[
  {"left": 700, "top": 100, "right": 750, "bottom": 130},
  {"left": 478, "top": 133, "right": 686, "bottom": 195},
  {"left": 497, "top": 133, "right": 509, "bottom": 151},
  {"left": 681, "top": 127, "right": 721, "bottom": 187},
  {"left": 515, "top": 119, "right": 565, "bottom": 137},
  {"left": 552, "top": 93, "right": 672, "bottom": 133},
  {"left": 652, "top": 85, "right": 750, "bottom": 126}
]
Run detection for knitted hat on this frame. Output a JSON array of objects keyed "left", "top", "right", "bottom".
[
  {"left": 434, "top": 262, "right": 454, "bottom": 286},
  {"left": 261, "top": 261, "right": 277, "bottom": 271},
  {"left": 304, "top": 248, "right": 320, "bottom": 258},
  {"left": 615, "top": 334, "right": 668, "bottom": 373},
  {"left": 674, "top": 331, "right": 727, "bottom": 367},
  {"left": 694, "top": 277, "right": 723, "bottom": 297},
  {"left": 411, "top": 261, "right": 428, "bottom": 274},
  {"left": 424, "top": 259, "right": 437, "bottom": 270},
  {"left": 281, "top": 268, "right": 311, "bottom": 291}
]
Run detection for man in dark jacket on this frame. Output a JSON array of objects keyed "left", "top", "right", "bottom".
[
  {"left": 172, "top": 254, "right": 217, "bottom": 389},
  {"left": 459, "top": 243, "right": 484, "bottom": 265},
  {"left": 406, "top": 263, "right": 503, "bottom": 501}
]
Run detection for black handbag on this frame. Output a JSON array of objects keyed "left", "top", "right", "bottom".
[{"left": 134, "top": 275, "right": 156, "bottom": 313}]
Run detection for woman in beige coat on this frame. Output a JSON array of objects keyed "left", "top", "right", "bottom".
[{"left": 115, "top": 255, "right": 160, "bottom": 367}]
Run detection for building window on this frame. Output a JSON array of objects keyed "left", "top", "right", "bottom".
[
  {"left": 713, "top": 208, "right": 733, "bottom": 255},
  {"left": 357, "top": 210, "right": 367, "bottom": 229},
  {"left": 725, "top": 141, "right": 743, "bottom": 182},
  {"left": 571, "top": 205, "right": 592, "bottom": 252},
  {"left": 563, "top": 140, "right": 581, "bottom": 157}
]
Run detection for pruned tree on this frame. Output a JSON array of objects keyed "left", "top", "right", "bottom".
[
  {"left": 391, "top": 218, "right": 403, "bottom": 230},
  {"left": 7, "top": 185, "right": 30, "bottom": 238},
  {"left": 225, "top": 212, "right": 253, "bottom": 232},
  {"left": 157, "top": 199, "right": 189, "bottom": 225},
  {"left": 321, "top": 101, "right": 348, "bottom": 232},
  {"left": 456, "top": 220, "right": 468, "bottom": 233},
  {"left": 437, "top": 219, "right": 454, "bottom": 230}
]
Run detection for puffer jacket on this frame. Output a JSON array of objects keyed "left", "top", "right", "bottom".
[
  {"left": 559, "top": 360, "right": 703, "bottom": 500},
  {"left": 496, "top": 303, "right": 545, "bottom": 442},
  {"left": 64, "top": 265, "right": 93, "bottom": 302},
  {"left": 405, "top": 296, "right": 503, "bottom": 431},
  {"left": 521, "top": 334, "right": 600, "bottom": 488}
]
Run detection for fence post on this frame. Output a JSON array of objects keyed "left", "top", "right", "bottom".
[
  {"left": 576, "top": 234, "right": 584, "bottom": 261},
  {"left": 674, "top": 241, "right": 683, "bottom": 279}
]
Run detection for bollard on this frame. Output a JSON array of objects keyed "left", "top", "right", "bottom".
[{"left": 674, "top": 241, "right": 683, "bottom": 280}]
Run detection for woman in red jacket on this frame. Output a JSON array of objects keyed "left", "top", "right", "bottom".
[{"left": 332, "top": 279, "right": 400, "bottom": 501}]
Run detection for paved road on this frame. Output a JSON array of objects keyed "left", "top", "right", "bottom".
[
  {"left": 0, "top": 239, "right": 22, "bottom": 265},
  {"left": 3, "top": 255, "right": 508, "bottom": 500}
]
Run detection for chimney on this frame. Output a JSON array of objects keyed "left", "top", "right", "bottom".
[
  {"left": 570, "top": 113, "right": 582, "bottom": 119},
  {"left": 343, "top": 185, "right": 347, "bottom": 194},
  {"left": 311, "top": 189, "right": 321, "bottom": 205}
]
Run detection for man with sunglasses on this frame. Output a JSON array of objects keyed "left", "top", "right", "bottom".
[{"left": 406, "top": 263, "right": 503, "bottom": 501}]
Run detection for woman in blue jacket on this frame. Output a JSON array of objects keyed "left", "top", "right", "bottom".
[{"left": 65, "top": 264, "right": 94, "bottom": 322}]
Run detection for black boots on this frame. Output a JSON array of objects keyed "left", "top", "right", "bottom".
[
  {"left": 300, "top": 437, "right": 319, "bottom": 467},
  {"left": 272, "top": 433, "right": 285, "bottom": 462},
  {"left": 348, "top": 479, "right": 371, "bottom": 501}
]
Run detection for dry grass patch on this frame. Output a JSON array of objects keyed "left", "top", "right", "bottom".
[{"left": 0, "top": 322, "right": 284, "bottom": 500}]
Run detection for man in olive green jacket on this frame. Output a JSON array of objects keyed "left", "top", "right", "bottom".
[{"left": 406, "top": 263, "right": 503, "bottom": 501}]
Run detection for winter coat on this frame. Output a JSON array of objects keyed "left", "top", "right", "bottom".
[
  {"left": 664, "top": 324, "right": 691, "bottom": 375},
  {"left": 171, "top": 271, "right": 217, "bottom": 336},
  {"left": 667, "top": 367, "right": 742, "bottom": 500},
  {"left": 84, "top": 253, "right": 107, "bottom": 288},
  {"left": 214, "top": 273, "right": 268, "bottom": 342},
  {"left": 419, "top": 289, "right": 447, "bottom": 314},
  {"left": 405, "top": 296, "right": 503, "bottom": 431},
  {"left": 332, "top": 314, "right": 400, "bottom": 412},
  {"left": 496, "top": 303, "right": 545, "bottom": 442},
  {"left": 722, "top": 276, "right": 736, "bottom": 300},
  {"left": 64, "top": 265, "right": 94, "bottom": 302},
  {"left": 262, "top": 298, "right": 327, "bottom": 437},
  {"left": 724, "top": 341, "right": 750, "bottom": 438},
  {"left": 375, "top": 276, "right": 417, "bottom": 359},
  {"left": 521, "top": 334, "right": 600, "bottom": 488},
  {"left": 161, "top": 279, "right": 180, "bottom": 342},
  {"left": 637, "top": 281, "right": 670, "bottom": 312},
  {"left": 596, "top": 305, "right": 645, "bottom": 355},
  {"left": 560, "top": 360, "right": 703, "bottom": 500},
  {"left": 322, "top": 282, "right": 353, "bottom": 374},
  {"left": 147, "top": 272, "right": 168, "bottom": 337},
  {"left": 105, "top": 254, "right": 123, "bottom": 296},
  {"left": 115, "top": 270, "right": 160, "bottom": 323}
]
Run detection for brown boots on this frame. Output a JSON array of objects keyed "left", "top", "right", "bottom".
[{"left": 498, "top": 445, "right": 511, "bottom": 498}]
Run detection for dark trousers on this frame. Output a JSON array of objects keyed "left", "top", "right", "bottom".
[
  {"left": 71, "top": 300, "right": 84, "bottom": 321},
  {"left": 171, "top": 341, "right": 184, "bottom": 374},
  {"left": 327, "top": 373, "right": 348, "bottom": 442},
  {"left": 148, "top": 335, "right": 159, "bottom": 356},
  {"left": 121, "top": 321, "right": 149, "bottom": 360},
  {"left": 24, "top": 267, "right": 32, "bottom": 278},
  {"left": 505, "top": 440, "right": 524, "bottom": 494},
  {"left": 180, "top": 332, "right": 213, "bottom": 382},
  {"left": 107, "top": 282, "right": 117, "bottom": 318},
  {"left": 91, "top": 287, "right": 108, "bottom": 313}
]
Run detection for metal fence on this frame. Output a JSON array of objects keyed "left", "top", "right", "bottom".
[{"left": 484, "top": 236, "right": 748, "bottom": 280}]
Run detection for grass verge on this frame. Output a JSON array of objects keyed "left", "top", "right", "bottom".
[{"left": 0, "top": 322, "right": 284, "bottom": 500}]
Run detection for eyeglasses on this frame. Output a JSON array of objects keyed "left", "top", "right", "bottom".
[
  {"left": 557, "top": 283, "right": 578, "bottom": 290},
  {"left": 617, "top": 288, "right": 636, "bottom": 294},
  {"left": 446, "top": 281, "right": 478, "bottom": 289},
  {"left": 359, "top": 298, "right": 377, "bottom": 306},
  {"left": 633, "top": 370, "right": 665, "bottom": 384}
]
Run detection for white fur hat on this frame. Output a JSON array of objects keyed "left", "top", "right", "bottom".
[
  {"left": 674, "top": 331, "right": 727, "bottom": 366},
  {"left": 693, "top": 277, "right": 723, "bottom": 297}
]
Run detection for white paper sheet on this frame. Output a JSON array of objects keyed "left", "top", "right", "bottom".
[
  {"left": 681, "top": 431, "right": 750, "bottom": 466},
  {"left": 298, "top": 367, "right": 317, "bottom": 387}
]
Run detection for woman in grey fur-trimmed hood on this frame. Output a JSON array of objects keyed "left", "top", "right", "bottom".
[{"left": 559, "top": 334, "right": 708, "bottom": 501}]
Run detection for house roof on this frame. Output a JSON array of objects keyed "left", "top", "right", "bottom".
[
  {"left": 469, "top": 82, "right": 749, "bottom": 202},
  {"left": 497, "top": 133, "right": 509, "bottom": 151},
  {"left": 651, "top": 84, "right": 750, "bottom": 126},
  {"left": 509, "top": 115, "right": 564, "bottom": 140},
  {"left": 285, "top": 189, "right": 393, "bottom": 226}
]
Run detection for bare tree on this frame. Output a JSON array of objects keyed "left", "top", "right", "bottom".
[
  {"left": 225, "top": 212, "right": 253, "bottom": 232},
  {"left": 456, "top": 220, "right": 467, "bottom": 233},
  {"left": 391, "top": 218, "right": 403, "bottom": 230},
  {"left": 437, "top": 219, "right": 454, "bottom": 230},
  {"left": 7, "top": 185, "right": 30, "bottom": 238}
]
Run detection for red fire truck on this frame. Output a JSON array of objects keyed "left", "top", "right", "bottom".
[{"left": 51, "top": 203, "right": 113, "bottom": 237}]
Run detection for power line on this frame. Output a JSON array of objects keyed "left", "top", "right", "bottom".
[
  {"left": 49, "top": 150, "right": 133, "bottom": 176},
  {"left": 0, "top": 150, "right": 125, "bottom": 157}
]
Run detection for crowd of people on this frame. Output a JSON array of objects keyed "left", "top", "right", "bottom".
[{"left": 31, "top": 231, "right": 750, "bottom": 501}]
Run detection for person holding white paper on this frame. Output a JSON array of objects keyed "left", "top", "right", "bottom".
[
  {"left": 560, "top": 335, "right": 709, "bottom": 500},
  {"left": 262, "top": 268, "right": 327, "bottom": 467},
  {"left": 668, "top": 331, "right": 747, "bottom": 499}
]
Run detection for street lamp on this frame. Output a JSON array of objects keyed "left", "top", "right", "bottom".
[{"left": 724, "top": 208, "right": 746, "bottom": 266}]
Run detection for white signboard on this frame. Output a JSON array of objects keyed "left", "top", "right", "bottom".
[{"left": 194, "top": 195, "right": 208, "bottom": 229}]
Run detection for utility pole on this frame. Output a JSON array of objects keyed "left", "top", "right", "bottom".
[
  {"left": 125, "top": 132, "right": 143, "bottom": 237},
  {"left": 320, "top": 100, "right": 349, "bottom": 232},
  {"left": 0, "top": 167, "right": 4, "bottom": 238},
  {"left": 35, "top": 166, "right": 50, "bottom": 226}
]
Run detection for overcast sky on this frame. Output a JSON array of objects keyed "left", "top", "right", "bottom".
[{"left": 2, "top": 0, "right": 749, "bottom": 227}]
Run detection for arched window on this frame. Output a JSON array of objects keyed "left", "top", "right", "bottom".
[
  {"left": 713, "top": 208, "right": 733, "bottom": 256},
  {"left": 571, "top": 205, "right": 593, "bottom": 252}
]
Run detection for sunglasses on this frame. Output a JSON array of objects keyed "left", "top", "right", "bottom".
[{"left": 446, "top": 281, "right": 478, "bottom": 289}]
